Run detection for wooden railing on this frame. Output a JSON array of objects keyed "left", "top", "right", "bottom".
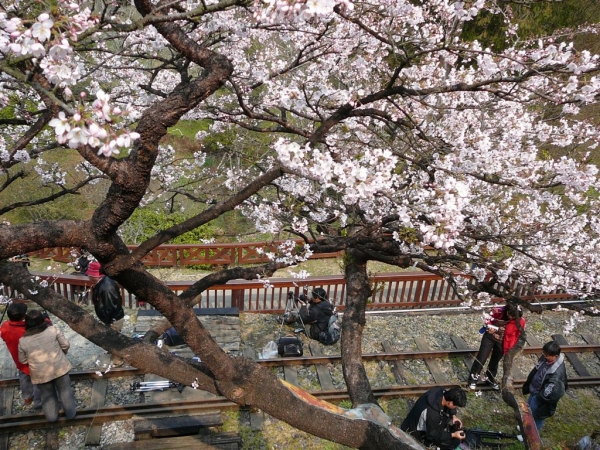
[
  {"left": 27, "top": 241, "right": 343, "bottom": 268},
  {"left": 0, "top": 272, "right": 573, "bottom": 313}
]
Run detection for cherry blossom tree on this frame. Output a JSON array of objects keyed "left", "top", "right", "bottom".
[{"left": 1, "top": 0, "right": 600, "bottom": 448}]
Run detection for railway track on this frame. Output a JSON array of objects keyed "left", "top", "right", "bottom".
[{"left": 0, "top": 338, "right": 599, "bottom": 438}]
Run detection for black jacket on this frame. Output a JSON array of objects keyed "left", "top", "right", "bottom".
[
  {"left": 92, "top": 276, "right": 125, "bottom": 326},
  {"left": 523, "top": 353, "right": 568, "bottom": 418},
  {"left": 400, "top": 387, "right": 457, "bottom": 449},
  {"left": 299, "top": 299, "right": 334, "bottom": 340}
]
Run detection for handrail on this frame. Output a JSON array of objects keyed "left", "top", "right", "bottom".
[
  {"left": 26, "top": 241, "right": 343, "bottom": 268},
  {"left": 0, "top": 271, "right": 573, "bottom": 313}
]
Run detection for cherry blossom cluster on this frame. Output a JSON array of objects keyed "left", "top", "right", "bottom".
[
  {"left": 0, "top": 5, "right": 96, "bottom": 88},
  {"left": 191, "top": 0, "right": 600, "bottom": 306},
  {"left": 254, "top": 0, "right": 353, "bottom": 23},
  {"left": 48, "top": 91, "right": 140, "bottom": 156}
]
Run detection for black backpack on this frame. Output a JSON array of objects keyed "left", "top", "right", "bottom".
[
  {"left": 277, "top": 335, "right": 303, "bottom": 357},
  {"left": 161, "top": 327, "right": 185, "bottom": 346}
]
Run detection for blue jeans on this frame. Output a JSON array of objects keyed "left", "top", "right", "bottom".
[
  {"left": 527, "top": 394, "right": 546, "bottom": 431},
  {"left": 19, "top": 370, "right": 41, "bottom": 408},
  {"left": 37, "top": 373, "right": 77, "bottom": 422}
]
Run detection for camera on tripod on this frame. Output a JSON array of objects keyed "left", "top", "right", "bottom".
[{"left": 288, "top": 291, "right": 308, "bottom": 305}]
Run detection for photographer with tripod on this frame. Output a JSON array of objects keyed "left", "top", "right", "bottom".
[{"left": 281, "top": 288, "right": 339, "bottom": 345}]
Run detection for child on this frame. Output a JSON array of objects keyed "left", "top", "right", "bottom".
[{"left": 0, "top": 302, "right": 41, "bottom": 408}]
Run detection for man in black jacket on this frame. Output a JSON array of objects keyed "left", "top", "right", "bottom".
[
  {"left": 283, "top": 288, "right": 336, "bottom": 343},
  {"left": 523, "top": 340, "right": 568, "bottom": 431},
  {"left": 401, "top": 386, "right": 467, "bottom": 449},
  {"left": 87, "top": 261, "right": 126, "bottom": 367}
]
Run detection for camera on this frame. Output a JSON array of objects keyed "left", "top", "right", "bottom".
[
  {"left": 288, "top": 291, "right": 294, "bottom": 300},
  {"left": 450, "top": 423, "right": 463, "bottom": 433}
]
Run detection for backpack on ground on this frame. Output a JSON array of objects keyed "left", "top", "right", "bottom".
[
  {"left": 277, "top": 335, "right": 304, "bottom": 357},
  {"left": 161, "top": 327, "right": 185, "bottom": 346},
  {"left": 318, "top": 313, "right": 340, "bottom": 345}
]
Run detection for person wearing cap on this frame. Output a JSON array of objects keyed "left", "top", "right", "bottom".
[
  {"left": 86, "top": 261, "right": 126, "bottom": 367},
  {"left": 283, "top": 288, "right": 335, "bottom": 342}
]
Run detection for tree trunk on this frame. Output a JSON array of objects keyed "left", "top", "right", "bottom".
[
  {"left": 501, "top": 329, "right": 543, "bottom": 450},
  {"left": 342, "top": 249, "right": 378, "bottom": 406}
]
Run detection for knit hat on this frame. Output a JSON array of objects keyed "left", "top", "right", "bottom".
[{"left": 86, "top": 261, "right": 102, "bottom": 278}]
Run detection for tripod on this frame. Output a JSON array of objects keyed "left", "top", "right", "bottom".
[{"left": 278, "top": 292, "right": 307, "bottom": 338}]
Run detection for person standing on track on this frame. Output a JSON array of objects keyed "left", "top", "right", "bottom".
[
  {"left": 468, "top": 303, "right": 525, "bottom": 390},
  {"left": 18, "top": 309, "right": 77, "bottom": 422},
  {"left": 0, "top": 302, "right": 42, "bottom": 408}
]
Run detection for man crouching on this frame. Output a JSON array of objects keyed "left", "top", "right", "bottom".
[{"left": 401, "top": 386, "right": 467, "bottom": 450}]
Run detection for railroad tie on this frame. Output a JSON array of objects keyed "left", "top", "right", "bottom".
[
  {"left": 551, "top": 334, "right": 591, "bottom": 377},
  {"left": 242, "top": 347, "right": 265, "bottom": 431},
  {"left": 133, "top": 413, "right": 223, "bottom": 440},
  {"left": 309, "top": 342, "right": 335, "bottom": 391},
  {"left": 381, "top": 340, "right": 407, "bottom": 385},
  {"left": 84, "top": 353, "right": 111, "bottom": 446},
  {"left": 102, "top": 431, "right": 241, "bottom": 449},
  {"left": 581, "top": 334, "right": 600, "bottom": 360},
  {"left": 0, "top": 362, "right": 14, "bottom": 450},
  {"left": 449, "top": 335, "right": 475, "bottom": 375},
  {"left": 414, "top": 337, "right": 447, "bottom": 384}
]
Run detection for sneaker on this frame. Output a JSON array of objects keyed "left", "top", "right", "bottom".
[
  {"left": 486, "top": 379, "right": 500, "bottom": 390},
  {"left": 468, "top": 382, "right": 477, "bottom": 390},
  {"left": 23, "top": 397, "right": 33, "bottom": 405}
]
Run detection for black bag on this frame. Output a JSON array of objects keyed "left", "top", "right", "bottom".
[
  {"left": 161, "top": 327, "right": 185, "bottom": 346},
  {"left": 277, "top": 336, "right": 303, "bottom": 357}
]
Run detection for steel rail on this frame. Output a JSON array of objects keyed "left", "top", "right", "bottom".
[
  {"left": 1, "top": 376, "right": 600, "bottom": 434},
  {"left": 0, "top": 367, "right": 141, "bottom": 388},
  {"left": 1, "top": 344, "right": 599, "bottom": 387},
  {"left": 254, "top": 344, "right": 600, "bottom": 367}
]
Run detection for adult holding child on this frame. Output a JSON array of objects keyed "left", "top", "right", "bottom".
[
  {"left": 468, "top": 303, "right": 525, "bottom": 390},
  {"left": 18, "top": 309, "right": 77, "bottom": 422}
]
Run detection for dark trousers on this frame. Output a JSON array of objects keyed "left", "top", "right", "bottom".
[
  {"left": 469, "top": 332, "right": 503, "bottom": 382},
  {"left": 37, "top": 373, "right": 77, "bottom": 422}
]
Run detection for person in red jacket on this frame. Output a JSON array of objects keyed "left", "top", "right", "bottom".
[
  {"left": 503, "top": 304, "right": 526, "bottom": 355},
  {"left": 0, "top": 302, "right": 41, "bottom": 408},
  {"left": 468, "top": 303, "right": 525, "bottom": 390}
]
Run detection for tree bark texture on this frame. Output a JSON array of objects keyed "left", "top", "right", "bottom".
[{"left": 342, "top": 249, "right": 378, "bottom": 406}]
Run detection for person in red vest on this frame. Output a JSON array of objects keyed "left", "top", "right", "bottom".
[{"left": 0, "top": 302, "right": 41, "bottom": 408}]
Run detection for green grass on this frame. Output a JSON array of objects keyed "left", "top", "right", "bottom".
[{"left": 168, "top": 120, "right": 210, "bottom": 140}]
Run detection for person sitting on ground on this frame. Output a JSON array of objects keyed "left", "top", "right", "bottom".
[
  {"left": 282, "top": 287, "right": 338, "bottom": 344},
  {"left": 87, "top": 260, "right": 126, "bottom": 367},
  {"left": 0, "top": 302, "right": 42, "bottom": 408},
  {"left": 73, "top": 247, "right": 91, "bottom": 275},
  {"left": 467, "top": 303, "right": 524, "bottom": 390},
  {"left": 523, "top": 340, "right": 568, "bottom": 431},
  {"left": 401, "top": 386, "right": 468, "bottom": 450},
  {"left": 18, "top": 309, "right": 77, "bottom": 423}
]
